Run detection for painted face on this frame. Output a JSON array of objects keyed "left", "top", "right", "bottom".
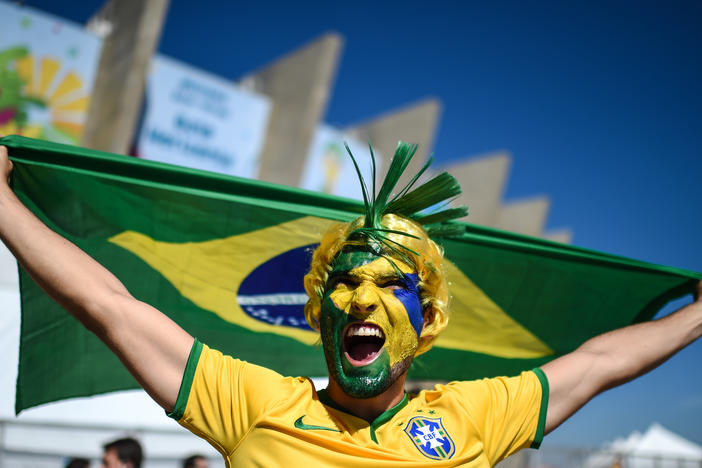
[{"left": 320, "top": 250, "right": 423, "bottom": 398}]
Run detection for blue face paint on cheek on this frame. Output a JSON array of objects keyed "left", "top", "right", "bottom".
[{"left": 393, "top": 273, "right": 423, "bottom": 336}]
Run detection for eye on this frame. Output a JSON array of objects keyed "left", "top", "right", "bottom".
[
  {"left": 381, "top": 279, "right": 407, "bottom": 291},
  {"left": 327, "top": 276, "right": 357, "bottom": 290}
]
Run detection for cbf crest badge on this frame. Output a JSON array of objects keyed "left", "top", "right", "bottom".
[{"left": 403, "top": 416, "right": 455, "bottom": 460}]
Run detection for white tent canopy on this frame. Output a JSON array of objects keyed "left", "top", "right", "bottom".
[{"left": 586, "top": 423, "right": 702, "bottom": 468}]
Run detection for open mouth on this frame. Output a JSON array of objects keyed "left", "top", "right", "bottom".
[{"left": 343, "top": 322, "right": 386, "bottom": 366}]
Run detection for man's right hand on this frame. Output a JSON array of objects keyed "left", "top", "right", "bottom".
[
  {"left": 0, "top": 142, "right": 193, "bottom": 413},
  {"left": 0, "top": 145, "right": 12, "bottom": 185}
]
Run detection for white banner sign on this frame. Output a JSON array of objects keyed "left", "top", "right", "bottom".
[
  {"left": 0, "top": 1, "right": 101, "bottom": 144},
  {"left": 137, "top": 55, "right": 271, "bottom": 179},
  {"left": 300, "top": 125, "right": 383, "bottom": 201}
]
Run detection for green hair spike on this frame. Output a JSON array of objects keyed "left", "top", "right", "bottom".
[{"left": 344, "top": 141, "right": 467, "bottom": 260}]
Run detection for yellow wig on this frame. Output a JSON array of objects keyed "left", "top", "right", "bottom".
[{"left": 303, "top": 213, "right": 449, "bottom": 356}]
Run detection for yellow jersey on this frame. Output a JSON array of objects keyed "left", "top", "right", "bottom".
[{"left": 169, "top": 340, "right": 548, "bottom": 467}]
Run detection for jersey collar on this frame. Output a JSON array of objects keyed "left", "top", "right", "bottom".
[{"left": 317, "top": 389, "right": 410, "bottom": 443}]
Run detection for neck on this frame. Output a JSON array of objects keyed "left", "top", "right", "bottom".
[{"left": 325, "top": 372, "right": 408, "bottom": 422}]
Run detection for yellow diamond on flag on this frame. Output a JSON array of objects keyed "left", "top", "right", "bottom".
[{"left": 110, "top": 217, "right": 552, "bottom": 358}]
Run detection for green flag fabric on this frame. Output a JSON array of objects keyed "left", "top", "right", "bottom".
[{"left": 3, "top": 135, "right": 700, "bottom": 414}]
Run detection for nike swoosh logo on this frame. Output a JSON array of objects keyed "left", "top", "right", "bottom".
[{"left": 294, "top": 415, "right": 341, "bottom": 432}]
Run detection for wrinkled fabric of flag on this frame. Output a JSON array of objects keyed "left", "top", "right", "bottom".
[{"left": 3, "top": 135, "right": 700, "bottom": 414}]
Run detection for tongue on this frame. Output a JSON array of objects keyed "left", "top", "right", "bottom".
[
  {"left": 349, "top": 342, "right": 379, "bottom": 361},
  {"left": 346, "top": 337, "right": 383, "bottom": 365}
]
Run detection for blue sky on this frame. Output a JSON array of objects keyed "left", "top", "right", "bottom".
[{"left": 24, "top": 0, "right": 702, "bottom": 447}]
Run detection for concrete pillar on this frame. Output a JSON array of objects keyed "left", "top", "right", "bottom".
[
  {"left": 543, "top": 229, "right": 573, "bottom": 244},
  {"left": 240, "top": 33, "right": 343, "bottom": 186},
  {"left": 496, "top": 196, "right": 550, "bottom": 237},
  {"left": 345, "top": 98, "right": 441, "bottom": 189},
  {"left": 438, "top": 151, "right": 511, "bottom": 227},
  {"left": 82, "top": 0, "right": 170, "bottom": 154}
]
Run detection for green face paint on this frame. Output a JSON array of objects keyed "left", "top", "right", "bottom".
[{"left": 320, "top": 250, "right": 420, "bottom": 398}]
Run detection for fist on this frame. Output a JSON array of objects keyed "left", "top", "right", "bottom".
[{"left": 0, "top": 145, "right": 13, "bottom": 185}]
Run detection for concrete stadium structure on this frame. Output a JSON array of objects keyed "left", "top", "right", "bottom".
[{"left": 78, "top": 0, "right": 570, "bottom": 242}]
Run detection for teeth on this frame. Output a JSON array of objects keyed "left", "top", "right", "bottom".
[{"left": 346, "top": 324, "right": 384, "bottom": 338}]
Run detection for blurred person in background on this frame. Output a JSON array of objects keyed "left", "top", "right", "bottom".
[
  {"left": 182, "top": 454, "right": 209, "bottom": 468},
  {"left": 65, "top": 457, "right": 90, "bottom": 468},
  {"left": 102, "top": 437, "right": 142, "bottom": 468}
]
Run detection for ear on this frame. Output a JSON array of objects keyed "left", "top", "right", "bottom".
[
  {"left": 304, "top": 301, "right": 322, "bottom": 332},
  {"left": 415, "top": 307, "right": 438, "bottom": 356},
  {"left": 311, "top": 315, "right": 321, "bottom": 332},
  {"left": 420, "top": 304, "right": 438, "bottom": 337}
]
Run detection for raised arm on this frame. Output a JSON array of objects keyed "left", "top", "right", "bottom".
[
  {"left": 541, "top": 282, "right": 702, "bottom": 434},
  {"left": 0, "top": 145, "right": 193, "bottom": 412}
]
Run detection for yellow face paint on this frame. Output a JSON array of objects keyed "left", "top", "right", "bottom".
[
  {"left": 328, "top": 258, "right": 420, "bottom": 365},
  {"left": 321, "top": 250, "right": 422, "bottom": 398}
]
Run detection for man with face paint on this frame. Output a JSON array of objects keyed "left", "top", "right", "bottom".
[
  {"left": 1, "top": 142, "right": 702, "bottom": 467},
  {"left": 321, "top": 250, "right": 420, "bottom": 398},
  {"left": 302, "top": 211, "right": 456, "bottom": 424}
]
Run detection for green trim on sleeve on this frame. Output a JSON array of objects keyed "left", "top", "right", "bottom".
[
  {"left": 166, "top": 339, "right": 204, "bottom": 421},
  {"left": 530, "top": 367, "right": 550, "bottom": 449}
]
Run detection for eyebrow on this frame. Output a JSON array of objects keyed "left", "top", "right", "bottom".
[
  {"left": 327, "top": 269, "right": 405, "bottom": 283},
  {"left": 375, "top": 272, "right": 406, "bottom": 282}
]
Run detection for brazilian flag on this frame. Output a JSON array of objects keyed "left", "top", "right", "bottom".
[{"left": 4, "top": 135, "right": 700, "bottom": 414}]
